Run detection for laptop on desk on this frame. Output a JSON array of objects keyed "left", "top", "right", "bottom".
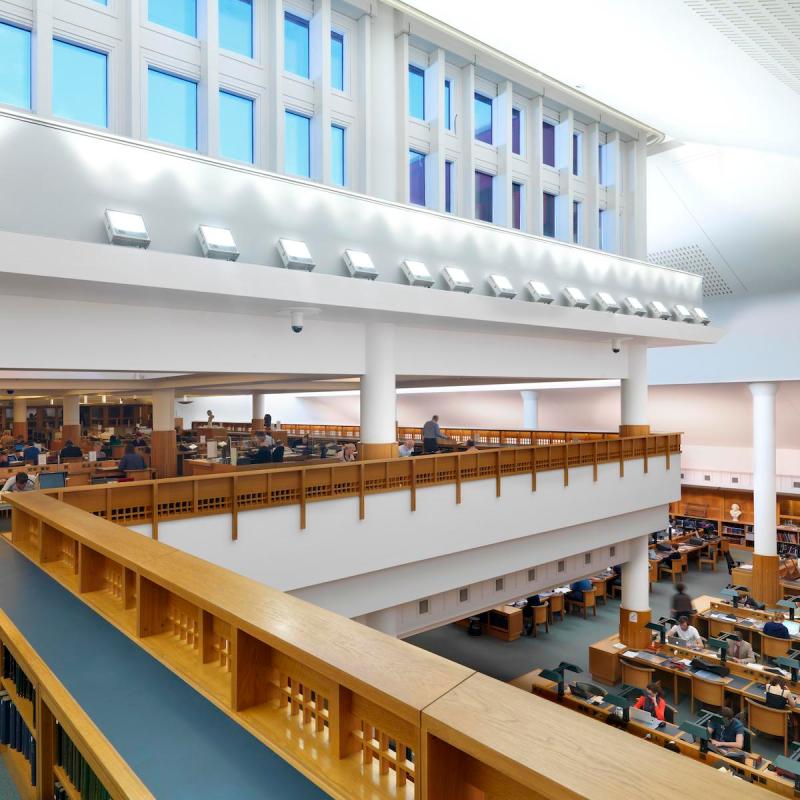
[{"left": 629, "top": 707, "right": 662, "bottom": 729}]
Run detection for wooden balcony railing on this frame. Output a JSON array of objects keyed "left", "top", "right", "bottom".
[
  {"left": 41, "top": 434, "right": 681, "bottom": 535},
  {"left": 3, "top": 492, "right": 762, "bottom": 800}
]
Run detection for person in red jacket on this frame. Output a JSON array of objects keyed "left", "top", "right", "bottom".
[{"left": 633, "top": 682, "right": 667, "bottom": 721}]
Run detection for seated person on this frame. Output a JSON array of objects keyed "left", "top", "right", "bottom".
[
  {"left": 398, "top": 438, "right": 415, "bottom": 457},
  {"left": 249, "top": 436, "right": 273, "bottom": 464},
  {"left": 727, "top": 636, "right": 756, "bottom": 664},
  {"left": 668, "top": 543, "right": 683, "bottom": 561},
  {"left": 765, "top": 676, "right": 797, "bottom": 709},
  {"left": 109, "top": 433, "right": 121, "bottom": 446},
  {"left": 633, "top": 682, "right": 667, "bottom": 721},
  {"left": 708, "top": 707, "right": 745, "bottom": 750},
  {"left": 463, "top": 439, "right": 478, "bottom": 453},
  {"left": 59, "top": 440, "right": 83, "bottom": 459},
  {"left": 132, "top": 434, "right": 148, "bottom": 447},
  {"left": 338, "top": 443, "right": 357, "bottom": 462},
  {"left": 611, "top": 564, "right": 622, "bottom": 587},
  {"left": 22, "top": 440, "right": 39, "bottom": 464},
  {"left": 741, "top": 593, "right": 765, "bottom": 610},
  {"left": 526, "top": 594, "right": 543, "bottom": 606},
  {"left": 92, "top": 442, "right": 108, "bottom": 461},
  {"left": 296, "top": 435, "right": 313, "bottom": 457},
  {"left": 2, "top": 472, "right": 35, "bottom": 493},
  {"left": 13, "top": 436, "right": 24, "bottom": 452},
  {"left": 666, "top": 616, "right": 704, "bottom": 649},
  {"left": 670, "top": 582, "right": 694, "bottom": 620},
  {"left": 566, "top": 577, "right": 593, "bottom": 603},
  {"left": 764, "top": 612, "right": 791, "bottom": 639},
  {"left": 117, "top": 444, "right": 146, "bottom": 472},
  {"left": 0, "top": 450, "right": 12, "bottom": 467}
]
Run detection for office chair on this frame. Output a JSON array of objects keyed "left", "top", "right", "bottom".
[
  {"left": 271, "top": 445, "right": 285, "bottom": 463},
  {"left": 724, "top": 550, "right": 742, "bottom": 575}
]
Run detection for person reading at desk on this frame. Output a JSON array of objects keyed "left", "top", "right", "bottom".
[
  {"left": 118, "top": 444, "right": 146, "bottom": 472},
  {"left": 1, "top": 472, "right": 35, "bottom": 492},
  {"left": 398, "top": 439, "right": 415, "bottom": 457},
  {"left": 766, "top": 676, "right": 800, "bottom": 738},
  {"left": 566, "top": 577, "right": 593, "bottom": 603},
  {"left": 92, "top": 442, "right": 107, "bottom": 461},
  {"left": 727, "top": 636, "right": 755, "bottom": 664},
  {"left": 22, "top": 440, "right": 39, "bottom": 464},
  {"left": 708, "top": 707, "right": 745, "bottom": 750},
  {"left": 463, "top": 439, "right": 479, "bottom": 453},
  {"left": 249, "top": 435, "right": 272, "bottom": 465},
  {"left": 764, "top": 612, "right": 791, "bottom": 639},
  {"left": 667, "top": 616, "right": 704, "bottom": 649},
  {"left": 633, "top": 682, "right": 667, "bottom": 721},
  {"left": 59, "top": 440, "right": 83, "bottom": 459},
  {"left": 338, "top": 443, "right": 357, "bottom": 462}
]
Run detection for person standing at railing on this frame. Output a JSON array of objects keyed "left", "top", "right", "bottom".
[{"left": 422, "top": 415, "right": 450, "bottom": 454}]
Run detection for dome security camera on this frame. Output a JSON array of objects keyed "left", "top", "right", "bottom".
[
  {"left": 290, "top": 310, "right": 304, "bottom": 334},
  {"left": 611, "top": 338, "right": 622, "bottom": 354}
]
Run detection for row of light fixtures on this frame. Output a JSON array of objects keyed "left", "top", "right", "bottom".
[{"left": 103, "top": 210, "right": 710, "bottom": 325}]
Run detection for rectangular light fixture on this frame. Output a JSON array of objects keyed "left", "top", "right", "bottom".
[
  {"left": 197, "top": 225, "right": 239, "bottom": 261},
  {"left": 401, "top": 259, "right": 434, "bottom": 288},
  {"left": 442, "top": 266, "right": 474, "bottom": 293},
  {"left": 672, "top": 303, "right": 693, "bottom": 322},
  {"left": 648, "top": 300, "right": 670, "bottom": 319},
  {"left": 343, "top": 249, "right": 378, "bottom": 280},
  {"left": 693, "top": 306, "right": 710, "bottom": 325},
  {"left": 278, "top": 238, "right": 315, "bottom": 271},
  {"left": 595, "top": 291, "right": 620, "bottom": 313},
  {"left": 488, "top": 274, "right": 516, "bottom": 299},
  {"left": 104, "top": 209, "right": 150, "bottom": 248},
  {"left": 527, "top": 281, "right": 553, "bottom": 304},
  {"left": 563, "top": 286, "right": 589, "bottom": 308},
  {"left": 623, "top": 296, "right": 646, "bottom": 316}
]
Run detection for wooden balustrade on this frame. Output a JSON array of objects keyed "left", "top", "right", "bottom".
[
  {"left": 3, "top": 492, "right": 760, "bottom": 800},
  {"left": 0, "top": 607, "right": 152, "bottom": 800},
  {"left": 40, "top": 434, "right": 681, "bottom": 535}
]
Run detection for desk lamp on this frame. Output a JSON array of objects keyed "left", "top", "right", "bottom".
[
  {"left": 645, "top": 621, "right": 667, "bottom": 645},
  {"left": 720, "top": 587, "right": 740, "bottom": 608},
  {"left": 775, "top": 656, "right": 800, "bottom": 684},
  {"left": 539, "top": 669, "right": 566, "bottom": 699},
  {"left": 774, "top": 744, "right": 800, "bottom": 792},
  {"left": 605, "top": 693, "right": 630, "bottom": 724},
  {"left": 778, "top": 598, "right": 799, "bottom": 621},
  {"left": 679, "top": 721, "right": 710, "bottom": 753},
  {"left": 708, "top": 637, "right": 729, "bottom": 665}
]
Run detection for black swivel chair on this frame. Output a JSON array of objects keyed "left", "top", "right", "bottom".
[
  {"left": 271, "top": 445, "right": 285, "bottom": 463},
  {"left": 724, "top": 550, "right": 742, "bottom": 575}
]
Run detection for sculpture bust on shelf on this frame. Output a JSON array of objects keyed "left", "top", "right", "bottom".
[{"left": 730, "top": 503, "right": 742, "bottom": 521}]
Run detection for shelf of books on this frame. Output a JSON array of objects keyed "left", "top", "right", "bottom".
[{"left": 0, "top": 609, "right": 152, "bottom": 800}]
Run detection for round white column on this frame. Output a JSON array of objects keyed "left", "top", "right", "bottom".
[
  {"left": 520, "top": 390, "right": 539, "bottom": 429},
  {"left": 12, "top": 399, "right": 26, "bottom": 425},
  {"left": 750, "top": 382, "right": 778, "bottom": 557},
  {"left": 151, "top": 388, "right": 175, "bottom": 432},
  {"left": 620, "top": 343, "right": 648, "bottom": 429},
  {"left": 621, "top": 534, "right": 650, "bottom": 611},
  {"left": 252, "top": 393, "right": 266, "bottom": 420},
  {"left": 62, "top": 395, "right": 80, "bottom": 427},
  {"left": 360, "top": 323, "right": 396, "bottom": 455}
]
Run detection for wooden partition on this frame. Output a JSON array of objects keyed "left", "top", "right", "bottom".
[
  {"left": 0, "top": 608, "right": 152, "bottom": 800},
  {"left": 4, "top": 493, "right": 764, "bottom": 800},
  {"left": 40, "top": 433, "right": 681, "bottom": 535}
]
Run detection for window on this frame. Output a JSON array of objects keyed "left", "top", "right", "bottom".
[
  {"left": 572, "top": 131, "right": 582, "bottom": 176},
  {"left": 542, "top": 120, "right": 555, "bottom": 167},
  {"left": 512, "top": 182, "right": 523, "bottom": 230},
  {"left": 409, "top": 150, "right": 426, "bottom": 206},
  {"left": 52, "top": 40, "right": 107, "bottom": 128},
  {"left": 284, "top": 110, "right": 310, "bottom": 177},
  {"left": 598, "top": 143, "right": 608, "bottom": 185},
  {"left": 284, "top": 12, "right": 309, "bottom": 78},
  {"left": 599, "top": 209, "right": 610, "bottom": 251},
  {"left": 584, "top": 552, "right": 592, "bottom": 565},
  {"left": 495, "top": 578, "right": 504, "bottom": 592},
  {"left": 475, "top": 171, "right": 493, "bottom": 222},
  {"left": 572, "top": 200, "right": 582, "bottom": 244},
  {"left": 445, "top": 160, "right": 454, "bottom": 214},
  {"left": 149, "top": 0, "right": 197, "bottom": 37},
  {"left": 418, "top": 599, "right": 429, "bottom": 615},
  {"left": 512, "top": 107, "right": 522, "bottom": 155},
  {"left": 557, "top": 560, "right": 565, "bottom": 573},
  {"left": 0, "top": 21, "right": 31, "bottom": 110},
  {"left": 331, "top": 31, "right": 344, "bottom": 91},
  {"left": 542, "top": 192, "right": 556, "bottom": 237},
  {"left": 527, "top": 568, "right": 536, "bottom": 582},
  {"left": 444, "top": 79, "right": 452, "bottom": 130},
  {"left": 408, "top": 65, "right": 425, "bottom": 120},
  {"left": 219, "top": 0, "right": 252, "bottom": 58},
  {"left": 147, "top": 68, "right": 197, "bottom": 150},
  {"left": 459, "top": 587, "right": 469, "bottom": 603},
  {"left": 331, "top": 124, "right": 345, "bottom": 186},
  {"left": 219, "top": 90, "right": 253, "bottom": 163},
  {"left": 474, "top": 93, "right": 492, "bottom": 144},
  {"left": 609, "top": 546, "right": 616, "bottom": 557}
]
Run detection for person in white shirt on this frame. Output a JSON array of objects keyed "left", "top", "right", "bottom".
[
  {"left": 667, "top": 616, "right": 704, "bottom": 649},
  {"left": 398, "top": 439, "right": 415, "bottom": 457},
  {"left": 2, "top": 472, "right": 35, "bottom": 493}
]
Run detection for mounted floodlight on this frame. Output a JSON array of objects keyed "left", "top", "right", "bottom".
[
  {"left": 623, "top": 296, "right": 646, "bottom": 316},
  {"left": 488, "top": 274, "right": 516, "bottom": 299},
  {"left": 197, "top": 225, "right": 239, "bottom": 261},
  {"left": 563, "top": 286, "right": 589, "bottom": 309},
  {"left": 104, "top": 210, "right": 150, "bottom": 248},
  {"left": 647, "top": 300, "right": 670, "bottom": 320},
  {"left": 441, "top": 266, "right": 474, "bottom": 293},
  {"left": 401, "top": 260, "right": 434, "bottom": 288},
  {"left": 527, "top": 281, "right": 553, "bottom": 304},
  {"left": 595, "top": 291, "right": 620, "bottom": 313},
  {"left": 343, "top": 249, "right": 378, "bottom": 280},
  {"left": 278, "top": 238, "right": 315, "bottom": 271},
  {"left": 693, "top": 307, "right": 710, "bottom": 325},
  {"left": 672, "top": 303, "right": 693, "bottom": 322}
]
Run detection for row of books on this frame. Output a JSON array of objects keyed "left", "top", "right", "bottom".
[
  {"left": 2, "top": 644, "right": 36, "bottom": 709},
  {"left": 56, "top": 721, "right": 111, "bottom": 800},
  {"left": 0, "top": 689, "right": 36, "bottom": 787}
]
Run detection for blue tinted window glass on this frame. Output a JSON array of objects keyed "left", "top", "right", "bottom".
[
  {"left": 219, "top": 0, "right": 252, "bottom": 57},
  {"left": 331, "top": 31, "right": 344, "bottom": 91},
  {"left": 573, "top": 200, "right": 581, "bottom": 243},
  {"left": 408, "top": 65, "right": 425, "bottom": 120},
  {"left": 52, "top": 40, "right": 107, "bottom": 128},
  {"left": 445, "top": 160, "right": 453, "bottom": 214},
  {"left": 409, "top": 150, "right": 426, "bottom": 206},
  {"left": 572, "top": 131, "right": 581, "bottom": 176},
  {"left": 219, "top": 90, "right": 253, "bottom": 163},
  {"left": 542, "top": 121, "right": 555, "bottom": 166},
  {"left": 512, "top": 107, "right": 521, "bottom": 155},
  {"left": 599, "top": 209, "right": 607, "bottom": 250},
  {"left": 543, "top": 192, "right": 556, "bottom": 237},
  {"left": 598, "top": 143, "right": 607, "bottom": 185},
  {"left": 475, "top": 171, "right": 492, "bottom": 222},
  {"left": 285, "top": 110, "right": 310, "bottom": 177},
  {"left": 149, "top": 0, "right": 197, "bottom": 37},
  {"left": 444, "top": 79, "right": 451, "bottom": 130},
  {"left": 148, "top": 68, "right": 197, "bottom": 150},
  {"left": 474, "top": 93, "right": 492, "bottom": 144},
  {"left": 332, "top": 124, "right": 345, "bottom": 186},
  {"left": 512, "top": 182, "right": 522, "bottom": 230},
  {"left": 0, "top": 22, "right": 31, "bottom": 110},
  {"left": 284, "top": 12, "right": 309, "bottom": 78}
]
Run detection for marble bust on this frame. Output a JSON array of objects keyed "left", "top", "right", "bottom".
[{"left": 729, "top": 503, "right": 742, "bottom": 521}]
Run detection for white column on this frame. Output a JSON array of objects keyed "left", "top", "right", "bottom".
[
  {"left": 357, "top": 10, "right": 372, "bottom": 194},
  {"left": 527, "top": 95, "right": 543, "bottom": 235},
  {"left": 252, "top": 394, "right": 266, "bottom": 421},
  {"left": 125, "top": 0, "right": 142, "bottom": 138},
  {"left": 152, "top": 389, "right": 175, "bottom": 432},
  {"left": 620, "top": 343, "right": 648, "bottom": 428},
  {"left": 585, "top": 123, "right": 600, "bottom": 249},
  {"left": 520, "top": 390, "right": 538, "bottom": 429},
  {"left": 621, "top": 534, "right": 650, "bottom": 611},
  {"left": 554, "top": 109, "right": 574, "bottom": 242},
  {"left": 62, "top": 396, "right": 80, "bottom": 427},
  {"left": 360, "top": 323, "right": 396, "bottom": 445},
  {"left": 750, "top": 382, "right": 778, "bottom": 557},
  {"left": 494, "top": 80, "right": 513, "bottom": 227},
  {"left": 395, "top": 30, "right": 410, "bottom": 204},
  {"left": 265, "top": 0, "right": 284, "bottom": 173},
  {"left": 606, "top": 131, "right": 622, "bottom": 254},
  {"left": 33, "top": 0, "right": 53, "bottom": 117},
  {"left": 427, "top": 48, "right": 446, "bottom": 211},
  {"left": 198, "top": 0, "right": 220, "bottom": 157},
  {"left": 12, "top": 399, "right": 26, "bottom": 426},
  {"left": 310, "top": 0, "right": 331, "bottom": 183}
]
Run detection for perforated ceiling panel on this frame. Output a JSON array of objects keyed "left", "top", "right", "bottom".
[
  {"left": 647, "top": 244, "right": 733, "bottom": 297},
  {"left": 684, "top": 0, "right": 800, "bottom": 95}
]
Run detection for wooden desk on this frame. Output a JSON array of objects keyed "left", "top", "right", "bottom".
[
  {"left": 487, "top": 606, "right": 523, "bottom": 641},
  {"left": 733, "top": 564, "right": 754, "bottom": 590}
]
